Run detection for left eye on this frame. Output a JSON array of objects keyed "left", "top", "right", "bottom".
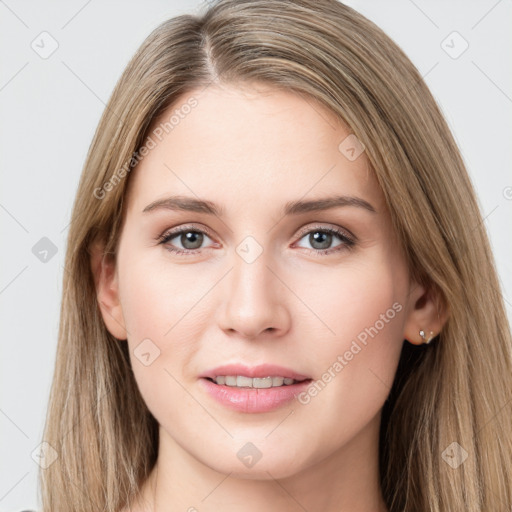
[
  {"left": 157, "top": 225, "right": 355, "bottom": 256},
  {"left": 294, "top": 227, "right": 355, "bottom": 253}
]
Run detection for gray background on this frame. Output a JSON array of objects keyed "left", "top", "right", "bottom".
[{"left": 1, "top": 0, "right": 511, "bottom": 510}]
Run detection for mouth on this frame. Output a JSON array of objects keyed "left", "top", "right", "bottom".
[
  {"left": 204, "top": 375, "right": 312, "bottom": 388},
  {"left": 198, "top": 364, "right": 313, "bottom": 413},
  {"left": 199, "top": 363, "right": 313, "bottom": 413}
]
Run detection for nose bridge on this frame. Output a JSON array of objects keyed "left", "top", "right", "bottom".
[
  {"left": 216, "top": 235, "right": 290, "bottom": 338},
  {"left": 232, "top": 246, "right": 272, "bottom": 301},
  {"left": 229, "top": 232, "right": 274, "bottom": 295}
]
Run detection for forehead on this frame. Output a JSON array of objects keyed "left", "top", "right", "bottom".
[{"left": 125, "top": 82, "right": 384, "bottom": 216}]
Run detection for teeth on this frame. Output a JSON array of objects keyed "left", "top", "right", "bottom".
[
  {"left": 237, "top": 376, "right": 253, "bottom": 387},
  {"left": 254, "top": 377, "right": 272, "bottom": 388},
  {"left": 272, "top": 377, "right": 284, "bottom": 386},
  {"left": 213, "top": 375, "right": 302, "bottom": 388}
]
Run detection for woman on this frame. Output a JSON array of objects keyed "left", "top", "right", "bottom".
[{"left": 39, "top": 0, "right": 512, "bottom": 510}]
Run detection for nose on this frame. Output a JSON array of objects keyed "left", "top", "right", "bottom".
[{"left": 215, "top": 250, "right": 291, "bottom": 340}]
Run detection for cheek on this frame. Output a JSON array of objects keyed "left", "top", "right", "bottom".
[
  {"left": 116, "top": 249, "right": 218, "bottom": 423},
  {"left": 118, "top": 248, "right": 207, "bottom": 343},
  {"left": 291, "top": 259, "right": 406, "bottom": 441},
  {"left": 289, "top": 253, "right": 406, "bottom": 350}
]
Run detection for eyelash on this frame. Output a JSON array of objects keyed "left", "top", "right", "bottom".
[{"left": 156, "top": 223, "right": 356, "bottom": 257}]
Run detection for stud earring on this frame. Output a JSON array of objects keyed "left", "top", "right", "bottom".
[{"left": 419, "top": 329, "right": 435, "bottom": 344}]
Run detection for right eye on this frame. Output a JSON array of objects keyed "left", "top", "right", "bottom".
[{"left": 157, "top": 225, "right": 216, "bottom": 256}]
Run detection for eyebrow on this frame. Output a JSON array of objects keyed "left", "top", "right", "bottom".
[{"left": 142, "top": 194, "right": 376, "bottom": 216}]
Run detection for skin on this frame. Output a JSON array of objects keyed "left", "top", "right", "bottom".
[{"left": 92, "top": 81, "right": 445, "bottom": 511}]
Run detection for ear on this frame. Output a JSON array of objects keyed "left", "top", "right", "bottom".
[
  {"left": 89, "top": 239, "right": 127, "bottom": 340},
  {"left": 403, "top": 280, "right": 448, "bottom": 346}
]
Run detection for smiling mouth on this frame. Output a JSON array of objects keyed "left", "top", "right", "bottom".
[{"left": 205, "top": 376, "right": 313, "bottom": 388}]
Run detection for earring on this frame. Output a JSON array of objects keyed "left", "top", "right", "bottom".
[{"left": 419, "top": 329, "right": 435, "bottom": 344}]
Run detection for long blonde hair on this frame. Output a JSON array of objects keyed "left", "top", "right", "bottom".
[{"left": 40, "top": 1, "right": 512, "bottom": 510}]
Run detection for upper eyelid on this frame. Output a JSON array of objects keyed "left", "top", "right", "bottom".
[
  {"left": 296, "top": 222, "right": 355, "bottom": 240},
  {"left": 162, "top": 223, "right": 215, "bottom": 240}
]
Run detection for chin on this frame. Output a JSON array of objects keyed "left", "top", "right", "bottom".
[{"left": 202, "top": 446, "right": 309, "bottom": 480}]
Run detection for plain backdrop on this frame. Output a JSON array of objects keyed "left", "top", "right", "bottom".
[{"left": 1, "top": 0, "right": 511, "bottom": 510}]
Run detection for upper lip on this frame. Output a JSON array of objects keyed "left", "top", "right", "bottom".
[{"left": 200, "top": 364, "right": 311, "bottom": 381}]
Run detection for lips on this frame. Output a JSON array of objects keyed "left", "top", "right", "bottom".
[
  {"left": 200, "top": 363, "right": 311, "bottom": 381},
  {"left": 199, "top": 376, "right": 312, "bottom": 413},
  {"left": 198, "top": 363, "right": 313, "bottom": 413}
]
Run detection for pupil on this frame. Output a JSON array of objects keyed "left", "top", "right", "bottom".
[
  {"left": 310, "top": 231, "right": 331, "bottom": 249},
  {"left": 182, "top": 231, "right": 203, "bottom": 249}
]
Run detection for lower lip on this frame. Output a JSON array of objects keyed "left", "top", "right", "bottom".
[{"left": 199, "top": 378, "right": 312, "bottom": 413}]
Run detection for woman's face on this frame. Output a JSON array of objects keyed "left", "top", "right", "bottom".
[{"left": 100, "top": 82, "right": 422, "bottom": 479}]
